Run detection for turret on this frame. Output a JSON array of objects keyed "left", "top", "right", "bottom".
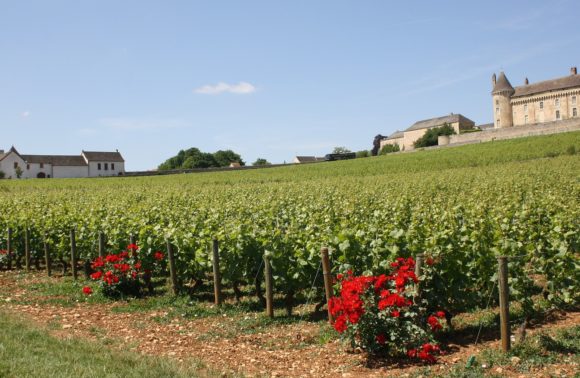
[{"left": 491, "top": 72, "right": 514, "bottom": 128}]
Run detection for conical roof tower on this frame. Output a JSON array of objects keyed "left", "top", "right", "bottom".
[{"left": 492, "top": 72, "right": 515, "bottom": 95}]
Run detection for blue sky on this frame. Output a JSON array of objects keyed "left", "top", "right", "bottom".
[{"left": 1, "top": 1, "right": 579, "bottom": 170}]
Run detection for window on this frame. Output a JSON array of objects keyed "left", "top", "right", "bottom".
[
  {"left": 111, "top": 163, "right": 115, "bottom": 170},
  {"left": 524, "top": 104, "right": 528, "bottom": 112},
  {"left": 495, "top": 99, "right": 499, "bottom": 105},
  {"left": 26, "top": 164, "right": 30, "bottom": 170},
  {"left": 539, "top": 101, "right": 544, "bottom": 109},
  {"left": 40, "top": 163, "right": 44, "bottom": 168},
  {"left": 497, "top": 119, "right": 501, "bottom": 127},
  {"left": 13, "top": 162, "right": 18, "bottom": 169},
  {"left": 524, "top": 115, "right": 528, "bottom": 124},
  {"left": 556, "top": 110, "right": 561, "bottom": 120},
  {"left": 104, "top": 163, "right": 108, "bottom": 170},
  {"left": 555, "top": 98, "right": 560, "bottom": 107},
  {"left": 573, "top": 96, "right": 577, "bottom": 105},
  {"left": 98, "top": 163, "right": 101, "bottom": 170},
  {"left": 496, "top": 107, "right": 500, "bottom": 114},
  {"left": 574, "top": 108, "right": 578, "bottom": 117}
]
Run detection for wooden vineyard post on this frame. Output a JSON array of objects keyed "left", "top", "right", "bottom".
[
  {"left": 7, "top": 228, "right": 13, "bottom": 270},
  {"left": 24, "top": 229, "right": 30, "bottom": 272},
  {"left": 321, "top": 247, "right": 334, "bottom": 323},
  {"left": 166, "top": 240, "right": 179, "bottom": 295},
  {"left": 70, "top": 229, "right": 78, "bottom": 280},
  {"left": 498, "top": 256, "right": 510, "bottom": 352},
  {"left": 98, "top": 232, "right": 105, "bottom": 258},
  {"left": 414, "top": 253, "right": 424, "bottom": 302},
  {"left": 212, "top": 239, "right": 222, "bottom": 306},
  {"left": 44, "top": 234, "right": 51, "bottom": 277},
  {"left": 264, "top": 254, "right": 274, "bottom": 318}
]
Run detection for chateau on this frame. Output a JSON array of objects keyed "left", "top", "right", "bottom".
[
  {"left": 492, "top": 67, "right": 579, "bottom": 128},
  {"left": 0, "top": 147, "right": 125, "bottom": 179},
  {"left": 377, "top": 66, "right": 580, "bottom": 152}
]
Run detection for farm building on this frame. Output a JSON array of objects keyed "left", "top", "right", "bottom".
[
  {"left": 0, "top": 146, "right": 125, "bottom": 179},
  {"left": 379, "top": 114, "right": 475, "bottom": 151}
]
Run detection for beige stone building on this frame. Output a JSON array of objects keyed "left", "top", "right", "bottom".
[
  {"left": 379, "top": 113, "right": 474, "bottom": 151},
  {"left": 492, "top": 67, "right": 580, "bottom": 128}
]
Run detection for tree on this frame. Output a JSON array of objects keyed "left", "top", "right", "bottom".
[
  {"left": 158, "top": 147, "right": 245, "bottom": 170},
  {"left": 214, "top": 150, "right": 245, "bottom": 167},
  {"left": 252, "top": 158, "right": 271, "bottom": 166},
  {"left": 356, "top": 150, "right": 370, "bottom": 158},
  {"left": 413, "top": 123, "right": 456, "bottom": 148},
  {"left": 0, "top": 170, "right": 5, "bottom": 179},
  {"left": 379, "top": 144, "right": 400, "bottom": 155},
  {"left": 332, "top": 146, "right": 351, "bottom": 154},
  {"left": 15, "top": 166, "right": 23, "bottom": 179}
]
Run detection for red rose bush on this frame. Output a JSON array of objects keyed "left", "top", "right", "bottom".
[
  {"left": 88, "top": 244, "right": 164, "bottom": 298},
  {"left": 329, "top": 257, "right": 447, "bottom": 363}
]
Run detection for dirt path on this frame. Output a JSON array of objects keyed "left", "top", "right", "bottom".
[{"left": 0, "top": 271, "right": 577, "bottom": 377}]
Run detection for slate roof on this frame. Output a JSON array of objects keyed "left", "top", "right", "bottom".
[
  {"left": 492, "top": 72, "right": 515, "bottom": 95},
  {"left": 82, "top": 151, "right": 125, "bottom": 162},
  {"left": 21, "top": 155, "right": 88, "bottom": 166},
  {"left": 512, "top": 73, "right": 580, "bottom": 98},
  {"left": 385, "top": 130, "right": 404, "bottom": 139},
  {"left": 0, "top": 146, "right": 23, "bottom": 162},
  {"left": 405, "top": 114, "right": 473, "bottom": 132}
]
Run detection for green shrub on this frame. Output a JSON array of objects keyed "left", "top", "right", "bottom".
[
  {"left": 414, "top": 123, "right": 456, "bottom": 148},
  {"left": 379, "top": 144, "right": 400, "bottom": 155},
  {"left": 356, "top": 150, "right": 370, "bottom": 158}
]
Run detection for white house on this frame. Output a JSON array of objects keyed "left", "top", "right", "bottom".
[{"left": 0, "top": 147, "right": 125, "bottom": 179}]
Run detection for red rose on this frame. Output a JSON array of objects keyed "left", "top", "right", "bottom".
[
  {"left": 436, "top": 311, "right": 446, "bottom": 318},
  {"left": 418, "top": 350, "right": 436, "bottom": 363},
  {"left": 127, "top": 243, "right": 139, "bottom": 251},
  {"left": 375, "top": 334, "right": 386, "bottom": 344},
  {"left": 427, "top": 315, "right": 442, "bottom": 331},
  {"left": 407, "top": 349, "right": 417, "bottom": 358},
  {"left": 391, "top": 310, "right": 400, "bottom": 318},
  {"left": 82, "top": 286, "right": 93, "bottom": 295},
  {"left": 333, "top": 315, "right": 347, "bottom": 333},
  {"left": 90, "top": 271, "right": 102, "bottom": 280},
  {"left": 154, "top": 251, "right": 164, "bottom": 261},
  {"left": 426, "top": 257, "right": 434, "bottom": 266}
]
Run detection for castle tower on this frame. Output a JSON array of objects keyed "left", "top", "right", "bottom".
[{"left": 491, "top": 72, "right": 515, "bottom": 128}]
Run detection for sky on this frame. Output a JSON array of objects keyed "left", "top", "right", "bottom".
[{"left": 1, "top": 0, "right": 580, "bottom": 170}]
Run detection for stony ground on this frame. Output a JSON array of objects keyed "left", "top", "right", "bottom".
[{"left": 0, "top": 270, "right": 578, "bottom": 377}]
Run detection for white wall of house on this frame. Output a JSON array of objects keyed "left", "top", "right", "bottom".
[
  {"left": 87, "top": 161, "right": 124, "bottom": 177},
  {"left": 25, "top": 162, "right": 53, "bottom": 179},
  {"left": 0, "top": 152, "right": 26, "bottom": 179},
  {"left": 53, "top": 166, "right": 89, "bottom": 178}
]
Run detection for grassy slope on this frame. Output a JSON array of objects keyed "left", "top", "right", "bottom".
[
  {"left": 0, "top": 131, "right": 578, "bottom": 192},
  {"left": 0, "top": 311, "right": 205, "bottom": 378}
]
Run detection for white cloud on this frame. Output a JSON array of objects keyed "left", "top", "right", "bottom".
[
  {"left": 194, "top": 82, "right": 256, "bottom": 95},
  {"left": 99, "top": 117, "right": 188, "bottom": 131},
  {"left": 21, "top": 111, "right": 30, "bottom": 118}
]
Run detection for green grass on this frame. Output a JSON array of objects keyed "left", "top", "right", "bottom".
[{"left": 0, "top": 310, "right": 213, "bottom": 378}]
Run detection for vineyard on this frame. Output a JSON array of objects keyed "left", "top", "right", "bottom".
[{"left": 0, "top": 132, "right": 579, "bottom": 319}]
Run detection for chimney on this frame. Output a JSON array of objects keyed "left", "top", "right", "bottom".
[
  {"left": 524, "top": 77, "right": 529, "bottom": 85},
  {"left": 492, "top": 73, "right": 497, "bottom": 85},
  {"left": 571, "top": 67, "right": 578, "bottom": 75}
]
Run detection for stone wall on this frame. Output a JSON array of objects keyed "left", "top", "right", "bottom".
[{"left": 439, "top": 117, "right": 580, "bottom": 146}]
